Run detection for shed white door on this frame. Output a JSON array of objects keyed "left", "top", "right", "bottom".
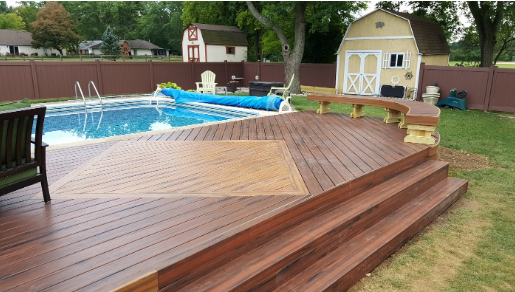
[{"left": 343, "top": 51, "right": 382, "bottom": 95}]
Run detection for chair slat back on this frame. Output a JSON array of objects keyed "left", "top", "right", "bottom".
[
  {"left": 0, "top": 107, "right": 46, "bottom": 175},
  {"left": 201, "top": 70, "right": 216, "bottom": 84}
]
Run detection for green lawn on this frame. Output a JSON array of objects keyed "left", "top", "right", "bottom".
[
  {"left": 291, "top": 95, "right": 515, "bottom": 291},
  {"left": 449, "top": 61, "right": 515, "bottom": 69}
]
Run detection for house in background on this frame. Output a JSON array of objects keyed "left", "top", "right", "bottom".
[
  {"left": 0, "top": 29, "right": 66, "bottom": 56},
  {"left": 78, "top": 39, "right": 165, "bottom": 57},
  {"left": 182, "top": 23, "right": 248, "bottom": 62},
  {"left": 78, "top": 40, "right": 102, "bottom": 55},
  {"left": 335, "top": 9, "right": 450, "bottom": 97}
]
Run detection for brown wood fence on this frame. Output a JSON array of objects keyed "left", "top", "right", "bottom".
[
  {"left": 417, "top": 63, "right": 515, "bottom": 113},
  {"left": 0, "top": 59, "right": 336, "bottom": 102}
]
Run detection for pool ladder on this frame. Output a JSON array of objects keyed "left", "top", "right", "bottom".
[{"left": 75, "top": 81, "right": 103, "bottom": 108}]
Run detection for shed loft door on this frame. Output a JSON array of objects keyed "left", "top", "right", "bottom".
[{"left": 343, "top": 51, "right": 381, "bottom": 95}]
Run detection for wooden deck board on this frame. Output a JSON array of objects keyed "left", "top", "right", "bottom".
[{"left": 0, "top": 110, "right": 434, "bottom": 291}]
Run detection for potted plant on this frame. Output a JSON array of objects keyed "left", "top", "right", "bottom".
[{"left": 426, "top": 82, "right": 439, "bottom": 94}]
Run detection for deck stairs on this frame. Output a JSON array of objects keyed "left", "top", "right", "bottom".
[{"left": 158, "top": 158, "right": 468, "bottom": 291}]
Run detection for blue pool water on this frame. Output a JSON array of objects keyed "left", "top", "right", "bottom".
[{"left": 36, "top": 100, "right": 255, "bottom": 146}]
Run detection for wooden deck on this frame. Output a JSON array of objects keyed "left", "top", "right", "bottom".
[{"left": 0, "top": 110, "right": 465, "bottom": 291}]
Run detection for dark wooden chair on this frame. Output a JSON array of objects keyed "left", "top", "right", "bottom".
[{"left": 0, "top": 107, "right": 50, "bottom": 202}]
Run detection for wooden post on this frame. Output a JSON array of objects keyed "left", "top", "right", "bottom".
[
  {"left": 483, "top": 65, "right": 496, "bottom": 112},
  {"left": 224, "top": 60, "right": 228, "bottom": 85},
  {"left": 95, "top": 58, "right": 104, "bottom": 96},
  {"left": 60, "top": 54, "right": 62, "bottom": 61},
  {"left": 416, "top": 62, "right": 425, "bottom": 101},
  {"left": 259, "top": 60, "right": 262, "bottom": 81},
  {"left": 148, "top": 59, "right": 154, "bottom": 93},
  {"left": 29, "top": 58, "right": 40, "bottom": 100}
]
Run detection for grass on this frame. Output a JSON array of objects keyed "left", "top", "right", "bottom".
[
  {"left": 290, "top": 95, "right": 515, "bottom": 291},
  {"left": 449, "top": 61, "right": 515, "bottom": 69}
]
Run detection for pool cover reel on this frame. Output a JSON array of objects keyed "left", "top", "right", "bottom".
[{"left": 161, "top": 88, "right": 283, "bottom": 111}]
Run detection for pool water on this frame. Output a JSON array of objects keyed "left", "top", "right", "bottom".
[{"left": 36, "top": 100, "right": 255, "bottom": 146}]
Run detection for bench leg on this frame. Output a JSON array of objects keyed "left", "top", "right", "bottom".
[
  {"left": 350, "top": 104, "right": 365, "bottom": 118},
  {"left": 317, "top": 101, "right": 331, "bottom": 114},
  {"left": 384, "top": 108, "right": 403, "bottom": 123},
  {"left": 398, "top": 114, "right": 408, "bottom": 128},
  {"left": 404, "top": 124, "right": 436, "bottom": 145}
]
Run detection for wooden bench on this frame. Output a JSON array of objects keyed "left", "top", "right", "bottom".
[
  {"left": 301, "top": 85, "right": 337, "bottom": 95},
  {"left": 307, "top": 94, "right": 440, "bottom": 145}
]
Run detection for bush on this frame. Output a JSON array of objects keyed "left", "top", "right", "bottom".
[{"left": 159, "top": 82, "right": 182, "bottom": 90}]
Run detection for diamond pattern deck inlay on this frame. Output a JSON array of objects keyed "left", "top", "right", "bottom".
[{"left": 45, "top": 141, "right": 309, "bottom": 199}]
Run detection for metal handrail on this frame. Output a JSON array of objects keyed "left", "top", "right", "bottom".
[
  {"left": 88, "top": 81, "right": 103, "bottom": 106},
  {"left": 74, "top": 81, "right": 87, "bottom": 108}
]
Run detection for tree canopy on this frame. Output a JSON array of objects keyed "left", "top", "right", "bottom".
[
  {"left": 13, "top": 2, "right": 41, "bottom": 32},
  {"left": 31, "top": 2, "right": 81, "bottom": 55},
  {"left": 0, "top": 13, "right": 25, "bottom": 29}
]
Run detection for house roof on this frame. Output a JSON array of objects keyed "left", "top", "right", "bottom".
[
  {"left": 382, "top": 9, "right": 450, "bottom": 55},
  {"left": 78, "top": 40, "right": 103, "bottom": 50},
  {"left": 88, "top": 39, "right": 163, "bottom": 50},
  {"left": 122, "top": 39, "right": 163, "bottom": 50},
  {"left": 0, "top": 29, "right": 33, "bottom": 46},
  {"left": 190, "top": 23, "right": 248, "bottom": 46}
]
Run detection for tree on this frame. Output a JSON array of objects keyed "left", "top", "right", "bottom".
[
  {"left": 61, "top": 1, "right": 143, "bottom": 40},
  {"left": 137, "top": 1, "right": 183, "bottom": 54},
  {"left": 246, "top": 1, "right": 364, "bottom": 93},
  {"left": 31, "top": 2, "right": 81, "bottom": 55},
  {"left": 0, "top": 13, "right": 25, "bottom": 29},
  {"left": 467, "top": 1, "right": 507, "bottom": 67},
  {"left": 99, "top": 26, "right": 120, "bottom": 60},
  {"left": 0, "top": 1, "right": 11, "bottom": 14},
  {"left": 14, "top": 2, "right": 40, "bottom": 32}
]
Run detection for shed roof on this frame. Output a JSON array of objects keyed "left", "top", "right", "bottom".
[
  {"left": 190, "top": 23, "right": 248, "bottom": 46},
  {"left": 382, "top": 9, "right": 450, "bottom": 55},
  {"left": 0, "top": 29, "right": 32, "bottom": 46}
]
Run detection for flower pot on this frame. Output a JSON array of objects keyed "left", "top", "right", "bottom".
[
  {"left": 426, "top": 86, "right": 439, "bottom": 94},
  {"left": 423, "top": 97, "right": 439, "bottom": 105}
]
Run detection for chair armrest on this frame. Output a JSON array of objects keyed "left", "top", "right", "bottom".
[{"left": 31, "top": 137, "right": 49, "bottom": 147}]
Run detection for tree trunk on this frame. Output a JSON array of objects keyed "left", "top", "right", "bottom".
[
  {"left": 246, "top": 1, "right": 306, "bottom": 94},
  {"left": 467, "top": 1, "right": 504, "bottom": 67}
]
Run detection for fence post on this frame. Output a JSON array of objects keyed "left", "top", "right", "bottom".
[
  {"left": 416, "top": 62, "right": 426, "bottom": 101},
  {"left": 483, "top": 65, "right": 496, "bottom": 112},
  {"left": 148, "top": 59, "right": 154, "bottom": 92},
  {"left": 259, "top": 60, "right": 262, "bottom": 82},
  {"left": 95, "top": 58, "right": 104, "bottom": 96},
  {"left": 29, "top": 58, "right": 40, "bottom": 100}
]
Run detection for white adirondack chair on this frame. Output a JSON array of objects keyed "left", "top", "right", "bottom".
[
  {"left": 196, "top": 70, "right": 217, "bottom": 94},
  {"left": 268, "top": 74, "right": 295, "bottom": 113}
]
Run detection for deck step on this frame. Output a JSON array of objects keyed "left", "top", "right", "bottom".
[
  {"left": 163, "top": 161, "right": 451, "bottom": 291},
  {"left": 273, "top": 177, "right": 468, "bottom": 291}
]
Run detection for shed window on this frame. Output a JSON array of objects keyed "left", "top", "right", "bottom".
[
  {"left": 188, "top": 27, "right": 198, "bottom": 41},
  {"left": 389, "top": 53, "right": 404, "bottom": 68},
  {"left": 226, "top": 46, "right": 235, "bottom": 55}
]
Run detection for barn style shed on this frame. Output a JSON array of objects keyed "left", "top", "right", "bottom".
[
  {"left": 335, "top": 9, "right": 450, "bottom": 98},
  {"left": 181, "top": 23, "right": 248, "bottom": 62}
]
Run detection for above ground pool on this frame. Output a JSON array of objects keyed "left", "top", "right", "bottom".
[{"left": 36, "top": 98, "right": 256, "bottom": 146}]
